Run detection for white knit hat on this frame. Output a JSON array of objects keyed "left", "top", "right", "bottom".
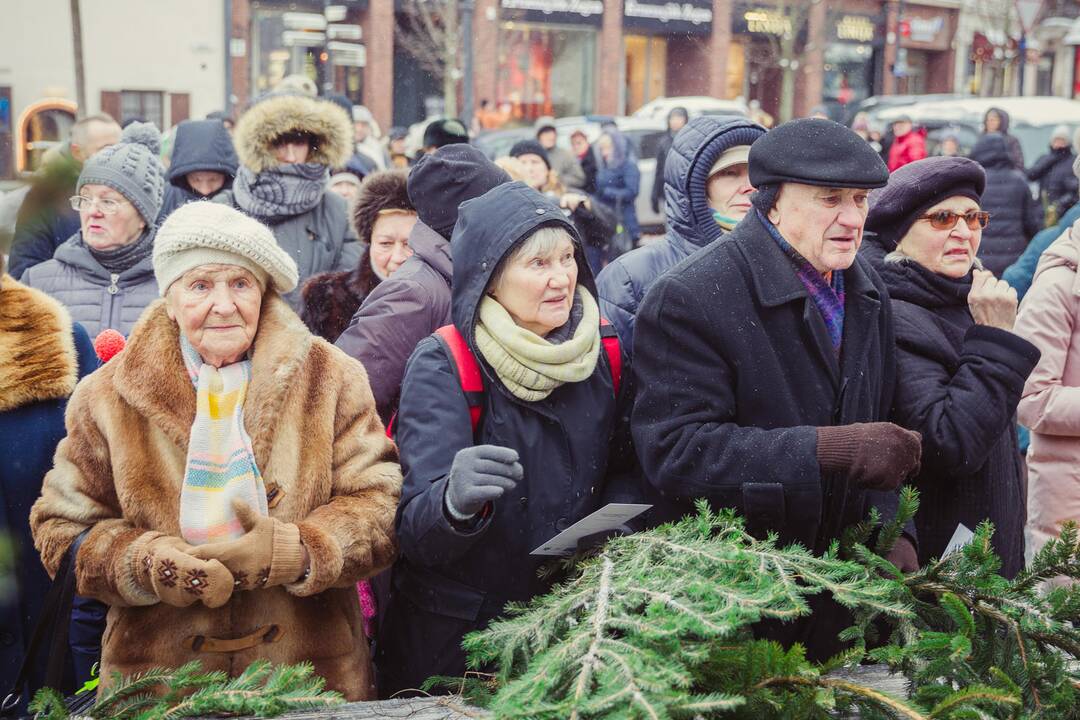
[{"left": 153, "top": 202, "right": 299, "bottom": 296}]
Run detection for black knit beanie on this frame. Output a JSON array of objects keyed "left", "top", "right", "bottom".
[
  {"left": 407, "top": 144, "right": 511, "bottom": 239},
  {"left": 508, "top": 140, "right": 551, "bottom": 169}
]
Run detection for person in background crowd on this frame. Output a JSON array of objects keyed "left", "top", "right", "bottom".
[
  {"left": 303, "top": 170, "right": 416, "bottom": 342},
  {"left": 851, "top": 112, "right": 882, "bottom": 154},
  {"left": 509, "top": 139, "right": 615, "bottom": 274},
  {"left": 1027, "top": 124, "right": 1078, "bottom": 225},
  {"left": 216, "top": 93, "right": 359, "bottom": 309},
  {"left": 474, "top": 99, "right": 500, "bottom": 132},
  {"left": 570, "top": 130, "right": 598, "bottom": 195},
  {"left": 0, "top": 255, "right": 98, "bottom": 713},
  {"left": 536, "top": 120, "right": 586, "bottom": 191},
  {"left": 1014, "top": 210, "right": 1080, "bottom": 566},
  {"left": 388, "top": 127, "right": 411, "bottom": 168},
  {"left": 864, "top": 157, "right": 1039, "bottom": 578},
  {"left": 748, "top": 99, "right": 774, "bottom": 129},
  {"left": 598, "top": 117, "right": 765, "bottom": 354},
  {"left": 327, "top": 172, "right": 364, "bottom": 203},
  {"left": 650, "top": 107, "right": 688, "bottom": 216},
  {"left": 30, "top": 201, "right": 402, "bottom": 700},
  {"left": 594, "top": 130, "right": 641, "bottom": 250},
  {"left": 420, "top": 119, "right": 470, "bottom": 156},
  {"left": 969, "top": 132, "right": 1041, "bottom": 276},
  {"left": 377, "top": 182, "right": 631, "bottom": 695},
  {"left": 206, "top": 110, "right": 235, "bottom": 134},
  {"left": 20, "top": 123, "right": 164, "bottom": 338},
  {"left": 156, "top": 119, "right": 238, "bottom": 223},
  {"left": 887, "top": 115, "right": 927, "bottom": 172},
  {"left": 353, "top": 105, "right": 389, "bottom": 171},
  {"left": 336, "top": 146, "right": 510, "bottom": 422},
  {"left": 9, "top": 114, "right": 122, "bottom": 280},
  {"left": 632, "top": 119, "right": 921, "bottom": 660},
  {"left": 983, "top": 107, "right": 1024, "bottom": 171}
]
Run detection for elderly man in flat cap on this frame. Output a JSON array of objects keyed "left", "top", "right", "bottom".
[{"left": 631, "top": 118, "right": 922, "bottom": 659}]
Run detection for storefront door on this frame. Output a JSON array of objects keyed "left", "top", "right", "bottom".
[{"left": 625, "top": 35, "right": 667, "bottom": 115}]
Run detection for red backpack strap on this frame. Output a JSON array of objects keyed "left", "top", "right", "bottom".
[
  {"left": 600, "top": 318, "right": 622, "bottom": 397},
  {"left": 434, "top": 325, "right": 484, "bottom": 433}
]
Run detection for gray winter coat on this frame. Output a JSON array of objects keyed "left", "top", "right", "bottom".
[
  {"left": 19, "top": 234, "right": 159, "bottom": 338},
  {"left": 215, "top": 190, "right": 360, "bottom": 309}
]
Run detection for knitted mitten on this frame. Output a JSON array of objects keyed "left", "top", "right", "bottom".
[
  {"left": 189, "top": 501, "right": 305, "bottom": 591},
  {"left": 132, "top": 534, "right": 234, "bottom": 608}
]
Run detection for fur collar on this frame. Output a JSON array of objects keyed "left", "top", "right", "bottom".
[
  {"left": 0, "top": 275, "right": 79, "bottom": 411},
  {"left": 112, "top": 291, "right": 314, "bottom": 466},
  {"left": 234, "top": 94, "right": 353, "bottom": 174}
]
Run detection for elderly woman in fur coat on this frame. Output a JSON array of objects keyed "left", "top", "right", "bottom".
[
  {"left": 30, "top": 201, "right": 402, "bottom": 700},
  {"left": 216, "top": 92, "right": 361, "bottom": 309},
  {"left": 301, "top": 170, "right": 417, "bottom": 341}
]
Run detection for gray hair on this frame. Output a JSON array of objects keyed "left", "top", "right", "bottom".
[{"left": 489, "top": 225, "right": 574, "bottom": 294}]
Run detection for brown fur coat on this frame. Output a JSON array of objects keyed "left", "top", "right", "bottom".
[{"left": 30, "top": 293, "right": 401, "bottom": 700}]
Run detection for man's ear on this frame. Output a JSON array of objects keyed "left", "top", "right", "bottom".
[{"left": 70, "top": 143, "right": 85, "bottom": 163}]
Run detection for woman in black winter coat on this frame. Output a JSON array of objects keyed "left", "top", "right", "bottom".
[
  {"left": 970, "top": 132, "right": 1042, "bottom": 275},
  {"left": 1027, "top": 125, "right": 1078, "bottom": 221},
  {"left": 376, "top": 182, "right": 631, "bottom": 696},
  {"left": 864, "top": 156, "right": 1041, "bottom": 577}
]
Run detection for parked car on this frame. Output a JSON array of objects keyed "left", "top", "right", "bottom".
[{"left": 632, "top": 96, "right": 748, "bottom": 122}]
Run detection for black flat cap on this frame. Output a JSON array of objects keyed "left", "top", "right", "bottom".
[
  {"left": 749, "top": 118, "right": 890, "bottom": 190},
  {"left": 866, "top": 156, "right": 985, "bottom": 251}
]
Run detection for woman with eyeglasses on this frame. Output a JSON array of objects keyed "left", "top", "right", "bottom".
[
  {"left": 20, "top": 122, "right": 164, "bottom": 337},
  {"left": 864, "top": 156, "right": 1040, "bottom": 577}
]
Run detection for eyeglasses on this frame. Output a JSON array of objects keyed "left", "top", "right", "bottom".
[
  {"left": 69, "top": 195, "right": 125, "bottom": 214},
  {"left": 918, "top": 210, "right": 990, "bottom": 231}
]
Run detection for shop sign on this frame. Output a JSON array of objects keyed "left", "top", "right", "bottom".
[
  {"left": 834, "top": 14, "right": 876, "bottom": 44},
  {"left": 899, "top": 9, "right": 950, "bottom": 51},
  {"left": 742, "top": 8, "right": 792, "bottom": 36},
  {"left": 500, "top": 0, "right": 604, "bottom": 25},
  {"left": 623, "top": 0, "right": 713, "bottom": 34}
]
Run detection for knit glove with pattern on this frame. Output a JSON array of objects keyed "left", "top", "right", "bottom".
[
  {"left": 189, "top": 501, "right": 306, "bottom": 591},
  {"left": 816, "top": 422, "right": 922, "bottom": 491},
  {"left": 133, "top": 534, "right": 233, "bottom": 608}
]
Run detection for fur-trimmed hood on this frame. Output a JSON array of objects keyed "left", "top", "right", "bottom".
[
  {"left": 0, "top": 275, "right": 79, "bottom": 412},
  {"left": 351, "top": 169, "right": 414, "bottom": 244},
  {"left": 234, "top": 94, "right": 353, "bottom": 174}
]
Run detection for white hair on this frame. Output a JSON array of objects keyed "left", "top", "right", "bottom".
[{"left": 489, "top": 225, "right": 574, "bottom": 293}]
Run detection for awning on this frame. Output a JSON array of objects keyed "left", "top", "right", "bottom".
[{"left": 1064, "top": 16, "right": 1080, "bottom": 45}]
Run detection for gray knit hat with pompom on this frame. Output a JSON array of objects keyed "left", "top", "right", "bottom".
[{"left": 77, "top": 121, "right": 165, "bottom": 226}]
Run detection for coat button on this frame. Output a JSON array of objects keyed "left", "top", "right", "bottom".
[
  {"left": 535, "top": 208, "right": 546, "bottom": 215},
  {"left": 555, "top": 517, "right": 569, "bottom": 531},
  {"left": 590, "top": 486, "right": 597, "bottom": 495},
  {"left": 518, "top": 496, "right": 527, "bottom": 507}
]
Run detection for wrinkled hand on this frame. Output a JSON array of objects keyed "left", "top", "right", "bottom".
[
  {"left": 445, "top": 445, "right": 523, "bottom": 519},
  {"left": 189, "top": 501, "right": 307, "bottom": 591},
  {"left": 561, "top": 193, "right": 589, "bottom": 213},
  {"left": 817, "top": 422, "right": 923, "bottom": 491},
  {"left": 136, "top": 535, "right": 233, "bottom": 608},
  {"left": 885, "top": 537, "right": 919, "bottom": 574},
  {"left": 968, "top": 269, "right": 1018, "bottom": 331}
]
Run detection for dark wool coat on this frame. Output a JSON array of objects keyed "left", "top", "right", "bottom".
[
  {"left": 335, "top": 221, "right": 453, "bottom": 423},
  {"left": 377, "top": 183, "right": 631, "bottom": 696},
  {"left": 157, "top": 119, "right": 238, "bottom": 223},
  {"left": 598, "top": 117, "right": 764, "bottom": 353},
  {"left": 869, "top": 247, "right": 1039, "bottom": 577},
  {"left": 631, "top": 210, "right": 902, "bottom": 660},
  {"left": 970, "top": 133, "right": 1042, "bottom": 276},
  {"left": 1028, "top": 146, "right": 1078, "bottom": 215},
  {"left": 0, "top": 276, "right": 98, "bottom": 708}
]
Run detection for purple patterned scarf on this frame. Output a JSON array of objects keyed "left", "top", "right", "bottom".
[{"left": 756, "top": 209, "right": 845, "bottom": 353}]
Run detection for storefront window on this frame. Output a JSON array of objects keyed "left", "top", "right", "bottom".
[
  {"left": 625, "top": 35, "right": 667, "bottom": 114},
  {"left": 497, "top": 22, "right": 596, "bottom": 120},
  {"left": 250, "top": 4, "right": 322, "bottom": 96},
  {"left": 823, "top": 43, "right": 875, "bottom": 114}
]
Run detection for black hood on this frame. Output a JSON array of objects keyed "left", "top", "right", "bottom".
[
  {"left": 971, "top": 133, "right": 1013, "bottom": 170},
  {"left": 449, "top": 181, "right": 595, "bottom": 355},
  {"left": 983, "top": 107, "right": 1011, "bottom": 134},
  {"left": 167, "top": 119, "right": 239, "bottom": 187}
]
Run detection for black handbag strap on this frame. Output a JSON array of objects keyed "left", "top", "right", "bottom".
[{"left": 1, "top": 528, "right": 90, "bottom": 715}]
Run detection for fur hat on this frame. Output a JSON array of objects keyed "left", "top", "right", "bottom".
[
  {"left": 351, "top": 169, "right": 414, "bottom": 245},
  {"left": 233, "top": 94, "right": 353, "bottom": 174},
  {"left": 154, "top": 202, "right": 299, "bottom": 295},
  {"left": 77, "top": 121, "right": 165, "bottom": 226}
]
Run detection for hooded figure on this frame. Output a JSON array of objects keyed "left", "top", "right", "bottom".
[
  {"left": 970, "top": 132, "right": 1042, "bottom": 276},
  {"left": 376, "top": 182, "right": 632, "bottom": 695},
  {"left": 216, "top": 94, "right": 359, "bottom": 309},
  {"left": 864, "top": 157, "right": 1040, "bottom": 577},
  {"left": 157, "top": 119, "right": 238, "bottom": 223},
  {"left": 301, "top": 170, "right": 416, "bottom": 341},
  {"left": 594, "top": 129, "right": 641, "bottom": 248},
  {"left": 597, "top": 117, "right": 766, "bottom": 352},
  {"left": 983, "top": 107, "right": 1024, "bottom": 171},
  {"left": 1027, "top": 124, "right": 1078, "bottom": 220},
  {"left": 650, "top": 106, "right": 689, "bottom": 215}
]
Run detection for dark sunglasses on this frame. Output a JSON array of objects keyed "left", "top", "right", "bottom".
[
  {"left": 271, "top": 131, "right": 313, "bottom": 147},
  {"left": 918, "top": 210, "right": 990, "bottom": 231}
]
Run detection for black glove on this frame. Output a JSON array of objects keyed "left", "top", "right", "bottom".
[
  {"left": 444, "top": 444, "right": 523, "bottom": 520},
  {"left": 816, "top": 422, "right": 922, "bottom": 491}
]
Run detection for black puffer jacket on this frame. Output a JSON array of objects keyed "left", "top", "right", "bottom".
[
  {"left": 970, "top": 133, "right": 1041, "bottom": 275},
  {"left": 867, "top": 239, "right": 1039, "bottom": 577},
  {"left": 1028, "top": 146, "right": 1078, "bottom": 215},
  {"left": 377, "top": 182, "right": 631, "bottom": 695},
  {"left": 157, "top": 119, "right": 238, "bottom": 223}
]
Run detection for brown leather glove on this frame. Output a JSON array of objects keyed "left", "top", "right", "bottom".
[
  {"left": 189, "top": 501, "right": 306, "bottom": 591},
  {"left": 885, "top": 536, "right": 919, "bottom": 574},
  {"left": 816, "top": 422, "right": 922, "bottom": 491},
  {"left": 133, "top": 535, "right": 234, "bottom": 608}
]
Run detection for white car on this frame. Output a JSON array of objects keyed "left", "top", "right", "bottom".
[{"left": 632, "top": 96, "right": 748, "bottom": 122}]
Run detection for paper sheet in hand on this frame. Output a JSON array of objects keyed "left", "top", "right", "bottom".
[
  {"left": 530, "top": 503, "right": 652, "bottom": 556},
  {"left": 943, "top": 523, "right": 975, "bottom": 557}
]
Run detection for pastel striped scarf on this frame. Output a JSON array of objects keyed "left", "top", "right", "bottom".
[
  {"left": 757, "top": 209, "right": 846, "bottom": 354},
  {"left": 178, "top": 335, "right": 268, "bottom": 545}
]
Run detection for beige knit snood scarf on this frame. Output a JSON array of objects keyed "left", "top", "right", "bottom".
[{"left": 474, "top": 287, "right": 601, "bottom": 402}]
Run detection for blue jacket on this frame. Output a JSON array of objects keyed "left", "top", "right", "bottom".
[
  {"left": 596, "top": 117, "right": 766, "bottom": 353},
  {"left": 0, "top": 277, "right": 99, "bottom": 706},
  {"left": 1003, "top": 200, "right": 1080, "bottom": 299},
  {"left": 157, "top": 119, "right": 238, "bottom": 223}
]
